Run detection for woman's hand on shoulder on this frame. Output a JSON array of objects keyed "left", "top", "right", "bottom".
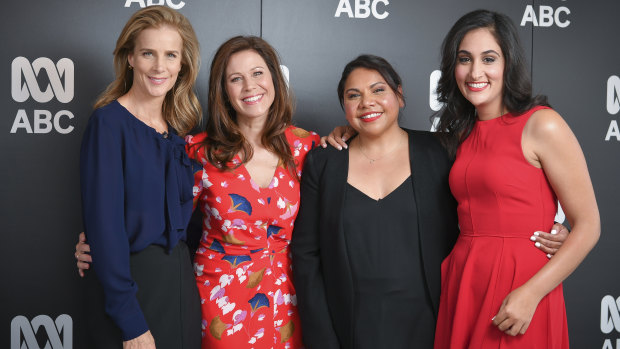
[
  {"left": 75, "top": 232, "right": 92, "bottom": 277},
  {"left": 319, "top": 125, "right": 356, "bottom": 150},
  {"left": 123, "top": 330, "right": 156, "bottom": 349}
]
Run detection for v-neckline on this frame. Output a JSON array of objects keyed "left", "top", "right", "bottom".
[
  {"left": 347, "top": 175, "right": 412, "bottom": 202},
  {"left": 235, "top": 154, "right": 280, "bottom": 190}
]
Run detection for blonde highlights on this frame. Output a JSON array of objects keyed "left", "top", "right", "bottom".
[{"left": 94, "top": 5, "right": 201, "bottom": 136}]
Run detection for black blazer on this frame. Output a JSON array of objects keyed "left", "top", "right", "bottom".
[{"left": 291, "top": 129, "right": 459, "bottom": 349}]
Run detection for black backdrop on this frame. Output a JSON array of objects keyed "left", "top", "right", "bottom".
[{"left": 2, "top": 1, "right": 619, "bottom": 348}]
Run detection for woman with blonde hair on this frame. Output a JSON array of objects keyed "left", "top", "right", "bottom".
[{"left": 79, "top": 5, "right": 202, "bottom": 348}]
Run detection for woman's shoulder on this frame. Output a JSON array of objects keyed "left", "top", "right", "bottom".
[
  {"left": 285, "top": 125, "right": 320, "bottom": 145},
  {"left": 524, "top": 107, "right": 567, "bottom": 139}
]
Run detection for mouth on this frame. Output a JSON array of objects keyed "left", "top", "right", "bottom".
[
  {"left": 359, "top": 112, "right": 382, "bottom": 122},
  {"left": 466, "top": 82, "right": 489, "bottom": 92},
  {"left": 242, "top": 94, "right": 263, "bottom": 104},
  {"left": 149, "top": 76, "right": 168, "bottom": 85}
]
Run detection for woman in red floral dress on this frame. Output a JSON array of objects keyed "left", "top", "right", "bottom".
[{"left": 186, "top": 36, "right": 319, "bottom": 348}]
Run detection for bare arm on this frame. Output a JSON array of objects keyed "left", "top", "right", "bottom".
[{"left": 493, "top": 109, "right": 600, "bottom": 335}]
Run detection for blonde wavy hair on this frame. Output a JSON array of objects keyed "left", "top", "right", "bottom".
[{"left": 94, "top": 5, "right": 201, "bottom": 136}]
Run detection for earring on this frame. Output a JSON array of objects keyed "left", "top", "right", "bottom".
[{"left": 128, "top": 65, "right": 133, "bottom": 70}]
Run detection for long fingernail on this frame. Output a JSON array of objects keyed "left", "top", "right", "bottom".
[
  {"left": 530, "top": 235, "right": 536, "bottom": 241},
  {"left": 534, "top": 232, "right": 539, "bottom": 236},
  {"left": 491, "top": 316, "right": 495, "bottom": 321},
  {"left": 547, "top": 253, "right": 552, "bottom": 259},
  {"left": 551, "top": 229, "right": 557, "bottom": 235},
  {"left": 535, "top": 242, "right": 541, "bottom": 248},
  {"left": 337, "top": 146, "right": 342, "bottom": 150}
]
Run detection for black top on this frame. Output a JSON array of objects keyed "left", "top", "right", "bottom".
[{"left": 343, "top": 177, "right": 435, "bottom": 348}]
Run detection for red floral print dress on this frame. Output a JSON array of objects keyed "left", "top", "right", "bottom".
[{"left": 186, "top": 126, "right": 319, "bottom": 349}]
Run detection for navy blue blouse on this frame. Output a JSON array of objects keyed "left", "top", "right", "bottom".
[{"left": 80, "top": 100, "right": 195, "bottom": 340}]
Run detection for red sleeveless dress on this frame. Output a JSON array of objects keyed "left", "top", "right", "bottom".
[{"left": 434, "top": 106, "right": 569, "bottom": 348}]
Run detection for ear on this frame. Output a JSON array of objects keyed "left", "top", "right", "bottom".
[
  {"left": 397, "top": 85, "right": 405, "bottom": 108},
  {"left": 127, "top": 52, "right": 134, "bottom": 70}
]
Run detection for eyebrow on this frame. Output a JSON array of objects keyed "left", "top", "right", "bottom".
[
  {"left": 345, "top": 81, "right": 386, "bottom": 94},
  {"left": 226, "top": 66, "right": 264, "bottom": 78},
  {"left": 458, "top": 49, "right": 501, "bottom": 56}
]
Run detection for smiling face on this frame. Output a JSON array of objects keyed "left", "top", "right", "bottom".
[
  {"left": 454, "top": 27, "right": 506, "bottom": 119},
  {"left": 127, "top": 25, "right": 183, "bottom": 101},
  {"left": 224, "top": 49, "right": 275, "bottom": 123},
  {"left": 343, "top": 68, "right": 404, "bottom": 137}
]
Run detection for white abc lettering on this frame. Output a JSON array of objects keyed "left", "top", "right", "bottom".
[
  {"left": 124, "top": 0, "right": 185, "bottom": 9},
  {"left": 11, "top": 314, "right": 72, "bottom": 349},
  {"left": 11, "top": 57, "right": 74, "bottom": 103},
  {"left": 355, "top": 0, "right": 371, "bottom": 18},
  {"left": 35, "top": 110, "right": 53, "bottom": 133},
  {"left": 606, "top": 120, "right": 620, "bottom": 141},
  {"left": 335, "top": 0, "right": 389, "bottom": 19},
  {"left": 601, "top": 295, "right": 620, "bottom": 334},
  {"left": 11, "top": 109, "right": 75, "bottom": 134},
  {"left": 602, "top": 339, "right": 620, "bottom": 349},
  {"left": 520, "top": 5, "right": 570, "bottom": 28},
  {"left": 607, "top": 76, "right": 620, "bottom": 115},
  {"left": 429, "top": 70, "right": 442, "bottom": 112},
  {"left": 335, "top": 0, "right": 353, "bottom": 18},
  {"left": 372, "top": 0, "right": 389, "bottom": 20},
  {"left": 539, "top": 6, "right": 554, "bottom": 27}
]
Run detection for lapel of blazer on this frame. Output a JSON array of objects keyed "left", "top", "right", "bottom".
[{"left": 407, "top": 129, "right": 441, "bottom": 314}]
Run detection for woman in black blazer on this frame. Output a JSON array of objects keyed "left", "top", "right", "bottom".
[
  {"left": 291, "top": 55, "right": 459, "bottom": 348},
  {"left": 291, "top": 55, "right": 566, "bottom": 349}
]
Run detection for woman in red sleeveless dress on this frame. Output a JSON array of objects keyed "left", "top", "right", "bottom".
[{"left": 433, "top": 10, "right": 600, "bottom": 348}]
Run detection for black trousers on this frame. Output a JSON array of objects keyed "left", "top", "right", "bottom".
[{"left": 82, "top": 241, "right": 201, "bottom": 349}]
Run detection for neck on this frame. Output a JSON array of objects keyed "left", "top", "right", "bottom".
[
  {"left": 237, "top": 116, "right": 268, "bottom": 146},
  {"left": 120, "top": 88, "right": 166, "bottom": 124},
  {"left": 476, "top": 104, "right": 506, "bottom": 121}
]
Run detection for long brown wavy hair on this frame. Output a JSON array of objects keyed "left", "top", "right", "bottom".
[
  {"left": 434, "top": 9, "right": 548, "bottom": 158},
  {"left": 201, "top": 36, "right": 296, "bottom": 175},
  {"left": 93, "top": 5, "right": 201, "bottom": 136}
]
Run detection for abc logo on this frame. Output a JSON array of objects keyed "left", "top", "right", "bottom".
[
  {"left": 335, "top": 0, "right": 389, "bottom": 19},
  {"left": 11, "top": 57, "right": 73, "bottom": 104},
  {"left": 124, "top": 0, "right": 185, "bottom": 10},
  {"left": 10, "top": 57, "right": 75, "bottom": 134},
  {"left": 608, "top": 76, "right": 620, "bottom": 115},
  {"left": 520, "top": 5, "right": 570, "bottom": 28},
  {"left": 11, "top": 314, "right": 72, "bottom": 349},
  {"left": 601, "top": 295, "right": 620, "bottom": 334}
]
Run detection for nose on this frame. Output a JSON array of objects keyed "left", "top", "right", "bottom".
[
  {"left": 153, "top": 56, "right": 165, "bottom": 72},
  {"left": 242, "top": 77, "right": 255, "bottom": 91},
  {"left": 470, "top": 60, "right": 484, "bottom": 80},
  {"left": 360, "top": 93, "right": 375, "bottom": 108}
]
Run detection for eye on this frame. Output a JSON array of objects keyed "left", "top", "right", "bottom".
[
  {"left": 373, "top": 87, "right": 385, "bottom": 94},
  {"left": 253, "top": 71, "right": 263, "bottom": 77},
  {"left": 483, "top": 56, "right": 496, "bottom": 63},
  {"left": 167, "top": 52, "right": 178, "bottom": 59},
  {"left": 230, "top": 76, "right": 241, "bottom": 83},
  {"left": 142, "top": 51, "right": 153, "bottom": 57},
  {"left": 346, "top": 93, "right": 360, "bottom": 99},
  {"left": 457, "top": 56, "right": 470, "bottom": 63}
]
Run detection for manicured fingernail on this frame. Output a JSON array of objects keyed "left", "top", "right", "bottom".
[
  {"left": 491, "top": 316, "right": 495, "bottom": 321},
  {"left": 534, "top": 232, "right": 539, "bottom": 236},
  {"left": 535, "top": 242, "right": 541, "bottom": 248},
  {"left": 337, "top": 146, "right": 342, "bottom": 150},
  {"left": 547, "top": 253, "right": 552, "bottom": 259},
  {"left": 530, "top": 235, "right": 536, "bottom": 241},
  {"left": 551, "top": 229, "right": 557, "bottom": 235}
]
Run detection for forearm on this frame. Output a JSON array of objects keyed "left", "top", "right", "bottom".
[{"left": 521, "top": 217, "right": 600, "bottom": 299}]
